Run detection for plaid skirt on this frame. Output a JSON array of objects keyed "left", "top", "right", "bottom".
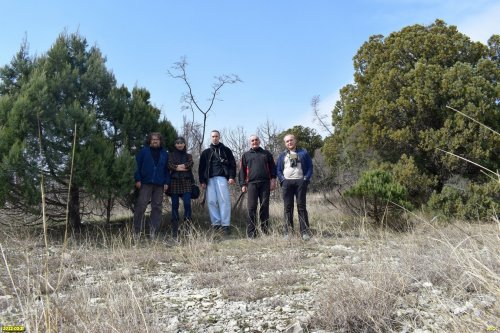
[{"left": 169, "top": 177, "right": 193, "bottom": 195}]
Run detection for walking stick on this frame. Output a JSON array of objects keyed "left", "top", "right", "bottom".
[{"left": 232, "top": 191, "right": 246, "bottom": 210}]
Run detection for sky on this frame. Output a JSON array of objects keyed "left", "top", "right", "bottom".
[{"left": 1, "top": 0, "right": 498, "bottom": 139}]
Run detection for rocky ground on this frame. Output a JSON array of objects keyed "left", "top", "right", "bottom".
[{"left": 0, "top": 223, "right": 499, "bottom": 332}]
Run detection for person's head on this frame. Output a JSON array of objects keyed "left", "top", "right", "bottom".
[
  {"left": 249, "top": 135, "right": 260, "bottom": 150},
  {"left": 210, "top": 130, "right": 221, "bottom": 145},
  {"left": 147, "top": 132, "right": 163, "bottom": 148},
  {"left": 283, "top": 134, "right": 297, "bottom": 151},
  {"left": 174, "top": 136, "right": 187, "bottom": 152}
]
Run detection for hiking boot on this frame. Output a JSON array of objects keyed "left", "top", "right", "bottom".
[{"left": 223, "top": 226, "right": 231, "bottom": 236}]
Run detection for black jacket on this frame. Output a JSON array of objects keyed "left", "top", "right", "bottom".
[
  {"left": 239, "top": 147, "right": 276, "bottom": 186},
  {"left": 198, "top": 143, "right": 236, "bottom": 184}
]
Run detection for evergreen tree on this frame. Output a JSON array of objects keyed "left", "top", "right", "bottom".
[
  {"left": 323, "top": 20, "right": 499, "bottom": 215},
  {"left": 0, "top": 32, "right": 176, "bottom": 227}
]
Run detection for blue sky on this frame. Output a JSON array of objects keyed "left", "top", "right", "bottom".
[{"left": 1, "top": 0, "right": 498, "bottom": 139}]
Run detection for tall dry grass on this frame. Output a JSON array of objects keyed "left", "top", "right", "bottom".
[{"left": 1, "top": 197, "right": 498, "bottom": 332}]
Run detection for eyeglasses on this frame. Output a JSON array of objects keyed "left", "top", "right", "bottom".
[
  {"left": 250, "top": 139, "right": 259, "bottom": 142},
  {"left": 175, "top": 141, "right": 185, "bottom": 144}
]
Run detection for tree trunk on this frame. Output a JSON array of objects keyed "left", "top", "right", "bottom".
[
  {"left": 105, "top": 195, "right": 113, "bottom": 224},
  {"left": 69, "top": 185, "right": 82, "bottom": 229}
]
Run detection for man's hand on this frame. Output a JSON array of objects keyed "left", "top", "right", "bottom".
[
  {"left": 228, "top": 178, "right": 235, "bottom": 185},
  {"left": 135, "top": 181, "right": 141, "bottom": 189},
  {"left": 242, "top": 185, "right": 247, "bottom": 193}
]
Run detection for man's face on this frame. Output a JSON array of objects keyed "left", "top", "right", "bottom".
[
  {"left": 249, "top": 136, "right": 260, "bottom": 149},
  {"left": 150, "top": 135, "right": 161, "bottom": 148},
  {"left": 211, "top": 131, "right": 220, "bottom": 145},
  {"left": 284, "top": 135, "right": 296, "bottom": 150}
]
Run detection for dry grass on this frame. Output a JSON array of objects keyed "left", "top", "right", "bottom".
[{"left": 0, "top": 196, "right": 499, "bottom": 332}]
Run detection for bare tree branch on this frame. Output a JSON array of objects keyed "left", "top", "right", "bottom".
[
  {"left": 168, "top": 57, "right": 242, "bottom": 151},
  {"left": 256, "top": 119, "right": 282, "bottom": 156},
  {"left": 311, "top": 95, "right": 333, "bottom": 135},
  {"left": 223, "top": 126, "right": 248, "bottom": 166}
]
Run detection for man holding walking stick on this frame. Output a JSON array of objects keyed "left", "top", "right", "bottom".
[{"left": 239, "top": 135, "right": 277, "bottom": 238}]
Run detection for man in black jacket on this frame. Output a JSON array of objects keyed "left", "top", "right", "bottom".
[
  {"left": 239, "top": 135, "right": 277, "bottom": 238},
  {"left": 198, "top": 130, "right": 237, "bottom": 235}
]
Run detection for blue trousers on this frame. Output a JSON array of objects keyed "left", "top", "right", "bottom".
[
  {"left": 206, "top": 176, "right": 231, "bottom": 227},
  {"left": 170, "top": 192, "right": 192, "bottom": 237}
]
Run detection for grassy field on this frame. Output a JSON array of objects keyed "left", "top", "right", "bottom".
[{"left": 0, "top": 194, "right": 498, "bottom": 332}]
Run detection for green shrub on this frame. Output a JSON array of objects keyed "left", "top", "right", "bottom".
[
  {"left": 345, "top": 169, "right": 412, "bottom": 228},
  {"left": 427, "top": 179, "right": 499, "bottom": 220}
]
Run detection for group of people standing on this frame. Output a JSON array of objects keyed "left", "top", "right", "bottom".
[{"left": 132, "top": 130, "right": 313, "bottom": 242}]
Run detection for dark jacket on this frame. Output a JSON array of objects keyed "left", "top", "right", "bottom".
[
  {"left": 239, "top": 147, "right": 276, "bottom": 187},
  {"left": 276, "top": 148, "right": 313, "bottom": 183},
  {"left": 134, "top": 146, "right": 171, "bottom": 185},
  {"left": 198, "top": 143, "right": 236, "bottom": 184}
]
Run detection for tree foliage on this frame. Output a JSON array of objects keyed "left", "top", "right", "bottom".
[
  {"left": 277, "top": 125, "right": 323, "bottom": 158},
  {"left": 0, "top": 32, "right": 176, "bottom": 227},
  {"left": 427, "top": 179, "right": 499, "bottom": 221},
  {"left": 324, "top": 20, "right": 499, "bottom": 219},
  {"left": 344, "top": 169, "right": 412, "bottom": 227}
]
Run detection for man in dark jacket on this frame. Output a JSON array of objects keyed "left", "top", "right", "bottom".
[
  {"left": 276, "top": 134, "right": 313, "bottom": 240},
  {"left": 133, "top": 132, "right": 170, "bottom": 240},
  {"left": 198, "top": 130, "right": 236, "bottom": 235},
  {"left": 239, "top": 135, "right": 277, "bottom": 238}
]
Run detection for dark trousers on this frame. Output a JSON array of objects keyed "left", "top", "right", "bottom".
[
  {"left": 246, "top": 181, "right": 271, "bottom": 237},
  {"left": 133, "top": 183, "right": 164, "bottom": 236},
  {"left": 171, "top": 191, "right": 192, "bottom": 238},
  {"left": 282, "top": 179, "right": 309, "bottom": 235}
]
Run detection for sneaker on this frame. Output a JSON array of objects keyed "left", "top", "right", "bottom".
[
  {"left": 283, "top": 234, "right": 289, "bottom": 240},
  {"left": 302, "top": 233, "right": 311, "bottom": 241}
]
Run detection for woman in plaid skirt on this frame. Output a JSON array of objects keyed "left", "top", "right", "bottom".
[{"left": 168, "top": 137, "right": 194, "bottom": 240}]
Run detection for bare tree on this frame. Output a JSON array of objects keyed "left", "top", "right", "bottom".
[
  {"left": 256, "top": 119, "right": 282, "bottom": 157},
  {"left": 180, "top": 115, "right": 204, "bottom": 157},
  {"left": 168, "top": 56, "right": 242, "bottom": 152},
  {"left": 222, "top": 126, "right": 248, "bottom": 166},
  {"left": 176, "top": 115, "right": 203, "bottom": 187},
  {"left": 311, "top": 95, "right": 333, "bottom": 135}
]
